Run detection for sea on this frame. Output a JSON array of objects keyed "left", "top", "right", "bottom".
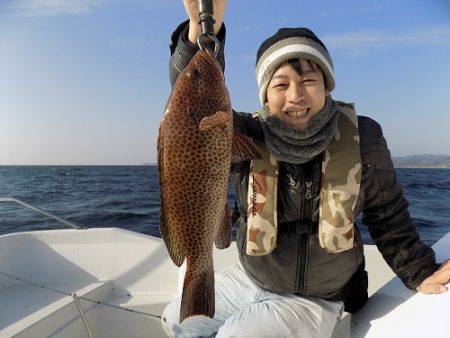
[{"left": 1, "top": 165, "right": 449, "bottom": 245}]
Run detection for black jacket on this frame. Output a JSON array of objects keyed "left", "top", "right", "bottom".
[{"left": 168, "top": 21, "right": 439, "bottom": 312}]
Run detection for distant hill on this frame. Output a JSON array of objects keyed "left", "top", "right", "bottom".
[{"left": 392, "top": 154, "right": 450, "bottom": 168}]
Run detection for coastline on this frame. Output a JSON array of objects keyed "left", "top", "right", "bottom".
[{"left": 394, "top": 166, "right": 450, "bottom": 169}]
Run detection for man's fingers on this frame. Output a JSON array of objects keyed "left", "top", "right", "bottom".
[
  {"left": 417, "top": 283, "right": 448, "bottom": 294},
  {"left": 417, "top": 259, "right": 450, "bottom": 294}
]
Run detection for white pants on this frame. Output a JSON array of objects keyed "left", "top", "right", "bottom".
[{"left": 161, "top": 263, "right": 344, "bottom": 338}]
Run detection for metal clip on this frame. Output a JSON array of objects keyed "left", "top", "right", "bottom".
[
  {"left": 197, "top": 33, "right": 220, "bottom": 57},
  {"left": 197, "top": 0, "right": 220, "bottom": 57}
]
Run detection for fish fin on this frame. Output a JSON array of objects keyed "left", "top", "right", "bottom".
[
  {"left": 214, "top": 203, "right": 232, "bottom": 249},
  {"left": 160, "top": 218, "right": 185, "bottom": 266},
  {"left": 158, "top": 128, "right": 185, "bottom": 267},
  {"left": 180, "top": 255, "right": 215, "bottom": 322},
  {"left": 232, "top": 132, "right": 262, "bottom": 163},
  {"left": 159, "top": 201, "right": 184, "bottom": 266},
  {"left": 199, "top": 111, "right": 230, "bottom": 131}
]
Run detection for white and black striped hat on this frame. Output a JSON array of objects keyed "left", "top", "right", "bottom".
[{"left": 256, "top": 27, "right": 335, "bottom": 105}]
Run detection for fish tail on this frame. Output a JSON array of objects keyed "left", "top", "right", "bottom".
[{"left": 179, "top": 255, "right": 215, "bottom": 323}]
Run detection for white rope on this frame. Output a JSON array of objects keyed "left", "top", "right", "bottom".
[
  {"left": 0, "top": 197, "right": 83, "bottom": 230},
  {"left": 0, "top": 197, "right": 163, "bottom": 323},
  {"left": 0, "top": 270, "right": 162, "bottom": 320},
  {"left": 73, "top": 293, "right": 94, "bottom": 338}
]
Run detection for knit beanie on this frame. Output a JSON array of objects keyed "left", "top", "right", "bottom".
[{"left": 256, "top": 27, "right": 335, "bottom": 105}]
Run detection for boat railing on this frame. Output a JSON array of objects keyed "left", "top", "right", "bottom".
[{"left": 0, "top": 196, "right": 84, "bottom": 230}]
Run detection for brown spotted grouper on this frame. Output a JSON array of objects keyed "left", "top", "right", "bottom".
[{"left": 157, "top": 48, "right": 260, "bottom": 322}]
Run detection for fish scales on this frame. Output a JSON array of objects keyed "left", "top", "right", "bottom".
[
  {"left": 158, "top": 48, "right": 235, "bottom": 323},
  {"left": 158, "top": 48, "right": 261, "bottom": 323}
]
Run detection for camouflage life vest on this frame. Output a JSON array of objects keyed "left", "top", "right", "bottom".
[{"left": 246, "top": 104, "right": 362, "bottom": 255}]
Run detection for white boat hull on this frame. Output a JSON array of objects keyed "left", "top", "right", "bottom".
[{"left": 0, "top": 227, "right": 448, "bottom": 337}]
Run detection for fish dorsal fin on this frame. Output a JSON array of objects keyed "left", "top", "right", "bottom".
[
  {"left": 232, "top": 132, "right": 262, "bottom": 163},
  {"left": 157, "top": 127, "right": 185, "bottom": 267}
]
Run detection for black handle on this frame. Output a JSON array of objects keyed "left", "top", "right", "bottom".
[{"left": 198, "top": 0, "right": 214, "bottom": 36}]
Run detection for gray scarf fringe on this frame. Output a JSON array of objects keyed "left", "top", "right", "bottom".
[{"left": 257, "top": 96, "right": 340, "bottom": 164}]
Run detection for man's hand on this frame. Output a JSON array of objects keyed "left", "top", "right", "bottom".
[
  {"left": 416, "top": 259, "right": 450, "bottom": 294},
  {"left": 183, "top": 0, "right": 228, "bottom": 44}
]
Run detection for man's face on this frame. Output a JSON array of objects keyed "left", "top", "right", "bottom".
[{"left": 265, "top": 59, "right": 329, "bottom": 130}]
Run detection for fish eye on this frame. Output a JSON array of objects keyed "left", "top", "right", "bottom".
[{"left": 186, "top": 68, "right": 201, "bottom": 80}]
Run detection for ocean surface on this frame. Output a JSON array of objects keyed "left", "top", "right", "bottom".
[{"left": 1, "top": 165, "right": 449, "bottom": 245}]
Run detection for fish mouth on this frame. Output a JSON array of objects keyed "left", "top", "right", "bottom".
[{"left": 198, "top": 49, "right": 223, "bottom": 74}]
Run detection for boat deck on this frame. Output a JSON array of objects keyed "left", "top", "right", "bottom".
[{"left": 0, "top": 228, "right": 448, "bottom": 337}]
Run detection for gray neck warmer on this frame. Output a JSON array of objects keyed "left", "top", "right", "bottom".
[{"left": 257, "top": 96, "right": 340, "bottom": 164}]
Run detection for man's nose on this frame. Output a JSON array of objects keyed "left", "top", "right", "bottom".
[{"left": 287, "top": 83, "right": 305, "bottom": 102}]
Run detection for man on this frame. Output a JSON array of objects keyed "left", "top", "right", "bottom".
[{"left": 162, "top": 1, "right": 450, "bottom": 337}]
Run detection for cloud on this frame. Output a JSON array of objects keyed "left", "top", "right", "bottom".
[
  {"left": 3, "top": 0, "right": 102, "bottom": 17},
  {"left": 324, "top": 24, "right": 450, "bottom": 56}
]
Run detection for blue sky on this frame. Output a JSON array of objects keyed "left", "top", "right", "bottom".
[{"left": 1, "top": 0, "right": 449, "bottom": 165}]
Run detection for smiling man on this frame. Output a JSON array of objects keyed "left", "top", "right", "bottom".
[
  {"left": 265, "top": 59, "right": 328, "bottom": 130},
  {"left": 161, "top": 1, "right": 450, "bottom": 337}
]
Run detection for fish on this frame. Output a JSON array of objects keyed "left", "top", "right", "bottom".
[{"left": 157, "top": 48, "right": 260, "bottom": 323}]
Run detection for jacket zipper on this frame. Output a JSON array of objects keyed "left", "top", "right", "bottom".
[
  {"left": 297, "top": 232, "right": 309, "bottom": 293},
  {"left": 296, "top": 165, "right": 315, "bottom": 294}
]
